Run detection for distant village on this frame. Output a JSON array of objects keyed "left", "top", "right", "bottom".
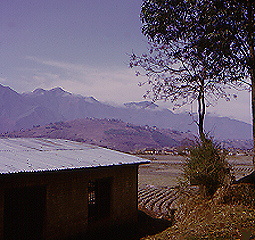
[{"left": 134, "top": 145, "right": 253, "bottom": 157}]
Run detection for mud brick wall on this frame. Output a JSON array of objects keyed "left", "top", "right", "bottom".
[{"left": 0, "top": 164, "right": 139, "bottom": 240}]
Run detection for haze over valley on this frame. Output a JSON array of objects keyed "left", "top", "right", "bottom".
[{"left": 0, "top": 84, "right": 252, "bottom": 151}]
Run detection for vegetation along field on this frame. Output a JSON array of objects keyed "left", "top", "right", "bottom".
[
  {"left": 137, "top": 154, "right": 255, "bottom": 240},
  {"left": 138, "top": 154, "right": 254, "bottom": 188}
]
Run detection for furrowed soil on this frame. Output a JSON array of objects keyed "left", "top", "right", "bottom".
[
  {"left": 138, "top": 154, "right": 254, "bottom": 188},
  {"left": 137, "top": 154, "right": 255, "bottom": 240}
]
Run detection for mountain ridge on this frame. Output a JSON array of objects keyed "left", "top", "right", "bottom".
[
  {"left": 0, "top": 84, "right": 252, "bottom": 140},
  {"left": 1, "top": 117, "right": 196, "bottom": 152}
]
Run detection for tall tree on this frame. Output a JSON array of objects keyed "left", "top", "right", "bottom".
[
  {"left": 130, "top": 0, "right": 247, "bottom": 142},
  {"left": 139, "top": 0, "right": 254, "bottom": 159},
  {"left": 130, "top": 42, "right": 236, "bottom": 142}
]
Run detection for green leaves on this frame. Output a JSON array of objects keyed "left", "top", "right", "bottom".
[
  {"left": 130, "top": 0, "right": 253, "bottom": 140},
  {"left": 183, "top": 139, "right": 230, "bottom": 197}
]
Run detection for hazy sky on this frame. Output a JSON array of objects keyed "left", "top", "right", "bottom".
[{"left": 1, "top": 0, "right": 252, "bottom": 124}]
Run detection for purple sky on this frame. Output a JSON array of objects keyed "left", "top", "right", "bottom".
[{"left": 0, "top": 0, "right": 251, "bottom": 124}]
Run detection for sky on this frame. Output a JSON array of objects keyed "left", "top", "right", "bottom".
[{"left": 0, "top": 0, "right": 252, "bottom": 124}]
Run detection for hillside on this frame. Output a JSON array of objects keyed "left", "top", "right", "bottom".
[
  {"left": 0, "top": 84, "right": 252, "bottom": 140},
  {"left": 1, "top": 118, "right": 196, "bottom": 152}
]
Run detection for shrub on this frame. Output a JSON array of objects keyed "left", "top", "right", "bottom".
[{"left": 182, "top": 139, "right": 231, "bottom": 198}]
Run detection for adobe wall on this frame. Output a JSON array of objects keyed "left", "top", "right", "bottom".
[{"left": 0, "top": 164, "right": 139, "bottom": 239}]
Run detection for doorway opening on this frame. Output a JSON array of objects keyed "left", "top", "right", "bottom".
[
  {"left": 4, "top": 186, "right": 46, "bottom": 240},
  {"left": 88, "top": 178, "right": 112, "bottom": 221}
]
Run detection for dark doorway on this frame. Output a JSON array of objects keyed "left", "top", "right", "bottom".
[
  {"left": 88, "top": 178, "right": 112, "bottom": 221},
  {"left": 4, "top": 186, "right": 46, "bottom": 240}
]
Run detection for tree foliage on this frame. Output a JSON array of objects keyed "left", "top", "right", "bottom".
[
  {"left": 183, "top": 139, "right": 231, "bottom": 197},
  {"left": 130, "top": 0, "right": 249, "bottom": 141},
  {"left": 139, "top": 0, "right": 254, "bottom": 145},
  {"left": 141, "top": 0, "right": 254, "bottom": 83}
]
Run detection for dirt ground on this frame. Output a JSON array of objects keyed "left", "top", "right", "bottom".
[{"left": 138, "top": 154, "right": 254, "bottom": 188}]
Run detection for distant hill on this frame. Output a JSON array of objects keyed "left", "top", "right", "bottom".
[
  {"left": 0, "top": 84, "right": 252, "bottom": 140},
  {"left": 1, "top": 118, "right": 196, "bottom": 152}
]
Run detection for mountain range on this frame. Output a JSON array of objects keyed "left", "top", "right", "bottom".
[
  {"left": 2, "top": 118, "right": 196, "bottom": 152},
  {"left": 0, "top": 84, "right": 252, "bottom": 140}
]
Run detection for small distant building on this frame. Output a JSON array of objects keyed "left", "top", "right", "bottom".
[
  {"left": 0, "top": 138, "right": 148, "bottom": 239},
  {"left": 143, "top": 148, "right": 159, "bottom": 155},
  {"left": 163, "top": 147, "right": 179, "bottom": 156}
]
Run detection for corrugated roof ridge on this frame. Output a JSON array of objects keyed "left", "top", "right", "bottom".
[
  {"left": 0, "top": 138, "right": 149, "bottom": 175},
  {"left": 0, "top": 148, "right": 86, "bottom": 152}
]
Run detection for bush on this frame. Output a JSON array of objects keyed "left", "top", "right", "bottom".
[
  {"left": 218, "top": 183, "right": 255, "bottom": 206},
  {"left": 182, "top": 139, "right": 231, "bottom": 198}
]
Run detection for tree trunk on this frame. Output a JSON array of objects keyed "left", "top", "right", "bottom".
[
  {"left": 247, "top": 0, "right": 255, "bottom": 166},
  {"left": 251, "top": 72, "right": 255, "bottom": 167},
  {"left": 198, "top": 87, "right": 206, "bottom": 142}
]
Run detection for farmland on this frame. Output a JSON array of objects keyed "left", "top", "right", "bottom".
[
  {"left": 137, "top": 154, "right": 254, "bottom": 222},
  {"left": 138, "top": 154, "right": 254, "bottom": 188}
]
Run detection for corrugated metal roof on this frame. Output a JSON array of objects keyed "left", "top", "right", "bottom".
[{"left": 0, "top": 138, "right": 149, "bottom": 174}]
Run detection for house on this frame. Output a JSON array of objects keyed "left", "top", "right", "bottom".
[
  {"left": 142, "top": 148, "right": 160, "bottom": 155},
  {"left": 0, "top": 138, "right": 149, "bottom": 239}
]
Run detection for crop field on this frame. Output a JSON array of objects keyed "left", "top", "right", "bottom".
[
  {"left": 138, "top": 154, "right": 254, "bottom": 188},
  {"left": 137, "top": 154, "right": 254, "bottom": 219},
  {"left": 138, "top": 155, "right": 184, "bottom": 188}
]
